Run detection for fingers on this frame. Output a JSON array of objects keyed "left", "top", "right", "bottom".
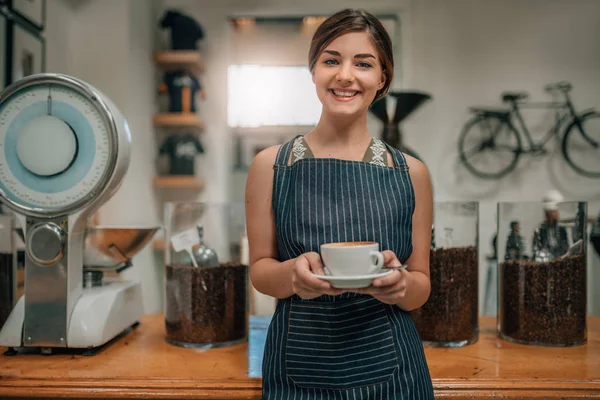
[
  {"left": 293, "top": 254, "right": 344, "bottom": 298},
  {"left": 366, "top": 282, "right": 406, "bottom": 296},
  {"left": 293, "top": 251, "right": 408, "bottom": 299},
  {"left": 382, "top": 250, "right": 402, "bottom": 268},
  {"left": 372, "top": 269, "right": 404, "bottom": 288},
  {"left": 294, "top": 255, "right": 324, "bottom": 287},
  {"left": 358, "top": 283, "right": 407, "bottom": 301},
  {"left": 321, "top": 287, "right": 346, "bottom": 297},
  {"left": 357, "top": 270, "right": 406, "bottom": 295},
  {"left": 301, "top": 252, "right": 345, "bottom": 295},
  {"left": 304, "top": 252, "right": 326, "bottom": 275}
]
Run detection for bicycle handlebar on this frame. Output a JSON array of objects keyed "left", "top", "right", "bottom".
[{"left": 544, "top": 81, "right": 572, "bottom": 93}]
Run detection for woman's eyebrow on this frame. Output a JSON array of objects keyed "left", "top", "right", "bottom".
[
  {"left": 323, "top": 50, "right": 341, "bottom": 56},
  {"left": 354, "top": 53, "right": 376, "bottom": 59},
  {"left": 323, "top": 50, "right": 376, "bottom": 59}
]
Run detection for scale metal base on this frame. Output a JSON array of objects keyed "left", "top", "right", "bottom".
[{"left": 0, "top": 279, "right": 143, "bottom": 351}]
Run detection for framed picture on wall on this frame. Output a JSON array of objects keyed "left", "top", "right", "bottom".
[
  {"left": 234, "top": 133, "right": 287, "bottom": 170},
  {"left": 12, "top": 22, "right": 45, "bottom": 82},
  {"left": 11, "top": 0, "right": 45, "bottom": 30}
]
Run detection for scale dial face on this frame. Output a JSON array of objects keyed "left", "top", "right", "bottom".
[{"left": 0, "top": 78, "right": 115, "bottom": 216}]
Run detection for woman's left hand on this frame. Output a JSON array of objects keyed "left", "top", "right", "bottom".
[{"left": 355, "top": 250, "right": 414, "bottom": 305}]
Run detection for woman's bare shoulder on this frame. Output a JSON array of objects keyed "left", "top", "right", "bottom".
[
  {"left": 403, "top": 153, "right": 426, "bottom": 171},
  {"left": 403, "top": 153, "right": 431, "bottom": 188},
  {"left": 246, "top": 145, "right": 283, "bottom": 191},
  {"left": 251, "top": 145, "right": 281, "bottom": 171}
]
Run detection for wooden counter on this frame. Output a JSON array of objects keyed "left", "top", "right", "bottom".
[{"left": 1, "top": 316, "right": 599, "bottom": 399}]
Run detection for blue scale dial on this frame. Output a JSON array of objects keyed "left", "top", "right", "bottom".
[{"left": 0, "top": 82, "right": 112, "bottom": 212}]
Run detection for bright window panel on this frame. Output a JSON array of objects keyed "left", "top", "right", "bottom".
[{"left": 227, "top": 65, "right": 322, "bottom": 127}]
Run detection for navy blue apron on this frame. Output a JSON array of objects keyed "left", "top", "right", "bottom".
[{"left": 262, "top": 135, "right": 434, "bottom": 399}]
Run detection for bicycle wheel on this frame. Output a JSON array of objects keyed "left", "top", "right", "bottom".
[
  {"left": 458, "top": 115, "right": 522, "bottom": 179},
  {"left": 562, "top": 112, "right": 600, "bottom": 178}
]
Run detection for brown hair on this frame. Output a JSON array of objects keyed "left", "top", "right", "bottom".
[{"left": 308, "top": 9, "right": 394, "bottom": 102}]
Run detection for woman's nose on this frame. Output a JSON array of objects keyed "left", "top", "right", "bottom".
[{"left": 336, "top": 63, "right": 354, "bottom": 83}]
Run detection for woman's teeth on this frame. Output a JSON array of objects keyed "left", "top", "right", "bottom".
[{"left": 331, "top": 90, "right": 358, "bottom": 97}]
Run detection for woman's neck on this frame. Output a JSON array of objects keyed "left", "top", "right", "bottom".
[{"left": 308, "top": 111, "right": 371, "bottom": 147}]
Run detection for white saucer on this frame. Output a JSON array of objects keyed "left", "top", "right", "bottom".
[{"left": 314, "top": 270, "right": 394, "bottom": 289}]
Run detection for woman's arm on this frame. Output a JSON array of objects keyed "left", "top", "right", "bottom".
[
  {"left": 245, "top": 146, "right": 343, "bottom": 300},
  {"left": 245, "top": 145, "right": 296, "bottom": 299},
  {"left": 398, "top": 155, "right": 433, "bottom": 311},
  {"left": 358, "top": 154, "right": 433, "bottom": 311}
]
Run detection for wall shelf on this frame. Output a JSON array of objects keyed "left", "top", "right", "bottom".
[
  {"left": 153, "top": 113, "right": 204, "bottom": 129},
  {"left": 152, "top": 176, "right": 205, "bottom": 189},
  {"left": 151, "top": 50, "right": 207, "bottom": 218},
  {"left": 153, "top": 51, "right": 205, "bottom": 73}
]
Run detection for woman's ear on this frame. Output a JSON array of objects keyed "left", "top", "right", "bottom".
[
  {"left": 378, "top": 73, "right": 386, "bottom": 90},
  {"left": 311, "top": 68, "right": 316, "bottom": 84}
]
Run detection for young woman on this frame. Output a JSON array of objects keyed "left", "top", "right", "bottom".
[{"left": 245, "top": 8, "right": 435, "bottom": 399}]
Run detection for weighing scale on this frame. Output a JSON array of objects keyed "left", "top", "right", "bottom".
[{"left": 0, "top": 73, "right": 157, "bottom": 355}]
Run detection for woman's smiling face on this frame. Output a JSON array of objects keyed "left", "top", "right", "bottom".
[{"left": 312, "top": 31, "right": 386, "bottom": 118}]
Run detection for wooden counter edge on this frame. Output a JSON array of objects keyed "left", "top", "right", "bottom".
[{"left": 1, "top": 378, "right": 600, "bottom": 399}]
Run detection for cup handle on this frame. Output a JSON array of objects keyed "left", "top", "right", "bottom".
[{"left": 368, "top": 251, "right": 384, "bottom": 274}]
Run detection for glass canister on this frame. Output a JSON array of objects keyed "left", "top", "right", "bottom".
[
  {"left": 497, "top": 201, "right": 587, "bottom": 346},
  {"left": 164, "top": 202, "right": 248, "bottom": 348},
  {"left": 411, "top": 201, "right": 479, "bottom": 347}
]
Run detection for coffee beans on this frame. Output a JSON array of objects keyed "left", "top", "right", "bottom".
[
  {"left": 165, "top": 262, "right": 248, "bottom": 347},
  {"left": 499, "top": 254, "right": 586, "bottom": 346},
  {"left": 411, "top": 246, "right": 478, "bottom": 346}
]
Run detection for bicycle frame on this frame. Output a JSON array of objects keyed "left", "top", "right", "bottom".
[
  {"left": 508, "top": 100, "right": 573, "bottom": 152},
  {"left": 460, "top": 82, "right": 600, "bottom": 179}
]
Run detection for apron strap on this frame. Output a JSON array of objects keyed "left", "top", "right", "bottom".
[
  {"left": 275, "top": 135, "right": 408, "bottom": 168},
  {"left": 385, "top": 144, "right": 409, "bottom": 168},
  {"left": 274, "top": 135, "right": 300, "bottom": 166}
]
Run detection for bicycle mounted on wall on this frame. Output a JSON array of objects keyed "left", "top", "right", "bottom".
[{"left": 458, "top": 81, "right": 600, "bottom": 179}]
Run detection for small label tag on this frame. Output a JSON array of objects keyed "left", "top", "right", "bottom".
[
  {"left": 170, "top": 227, "right": 200, "bottom": 267},
  {"left": 171, "top": 227, "right": 200, "bottom": 252}
]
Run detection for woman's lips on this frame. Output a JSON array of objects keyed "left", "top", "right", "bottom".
[{"left": 329, "top": 89, "right": 360, "bottom": 102}]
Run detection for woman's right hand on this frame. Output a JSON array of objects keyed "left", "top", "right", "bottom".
[{"left": 292, "top": 252, "right": 344, "bottom": 299}]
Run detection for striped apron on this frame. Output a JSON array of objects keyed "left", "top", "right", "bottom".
[{"left": 262, "top": 136, "right": 434, "bottom": 399}]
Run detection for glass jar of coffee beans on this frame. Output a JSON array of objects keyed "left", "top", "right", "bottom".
[
  {"left": 410, "top": 202, "right": 479, "bottom": 347},
  {"left": 497, "top": 201, "right": 587, "bottom": 346},
  {"left": 163, "top": 202, "right": 249, "bottom": 349}
]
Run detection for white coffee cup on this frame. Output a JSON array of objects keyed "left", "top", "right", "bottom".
[{"left": 320, "top": 241, "right": 384, "bottom": 276}]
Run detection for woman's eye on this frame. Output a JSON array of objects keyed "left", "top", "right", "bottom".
[
  {"left": 323, "top": 59, "right": 338, "bottom": 65},
  {"left": 357, "top": 62, "right": 373, "bottom": 68}
]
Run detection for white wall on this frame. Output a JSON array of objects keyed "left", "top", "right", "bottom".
[
  {"left": 400, "top": 0, "right": 600, "bottom": 314},
  {"left": 45, "top": 0, "right": 163, "bottom": 314},
  {"left": 225, "top": 17, "right": 398, "bottom": 203},
  {"left": 44, "top": 0, "right": 75, "bottom": 75},
  {"left": 41, "top": 0, "right": 600, "bottom": 315},
  {"left": 159, "top": 0, "right": 408, "bottom": 204}
]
